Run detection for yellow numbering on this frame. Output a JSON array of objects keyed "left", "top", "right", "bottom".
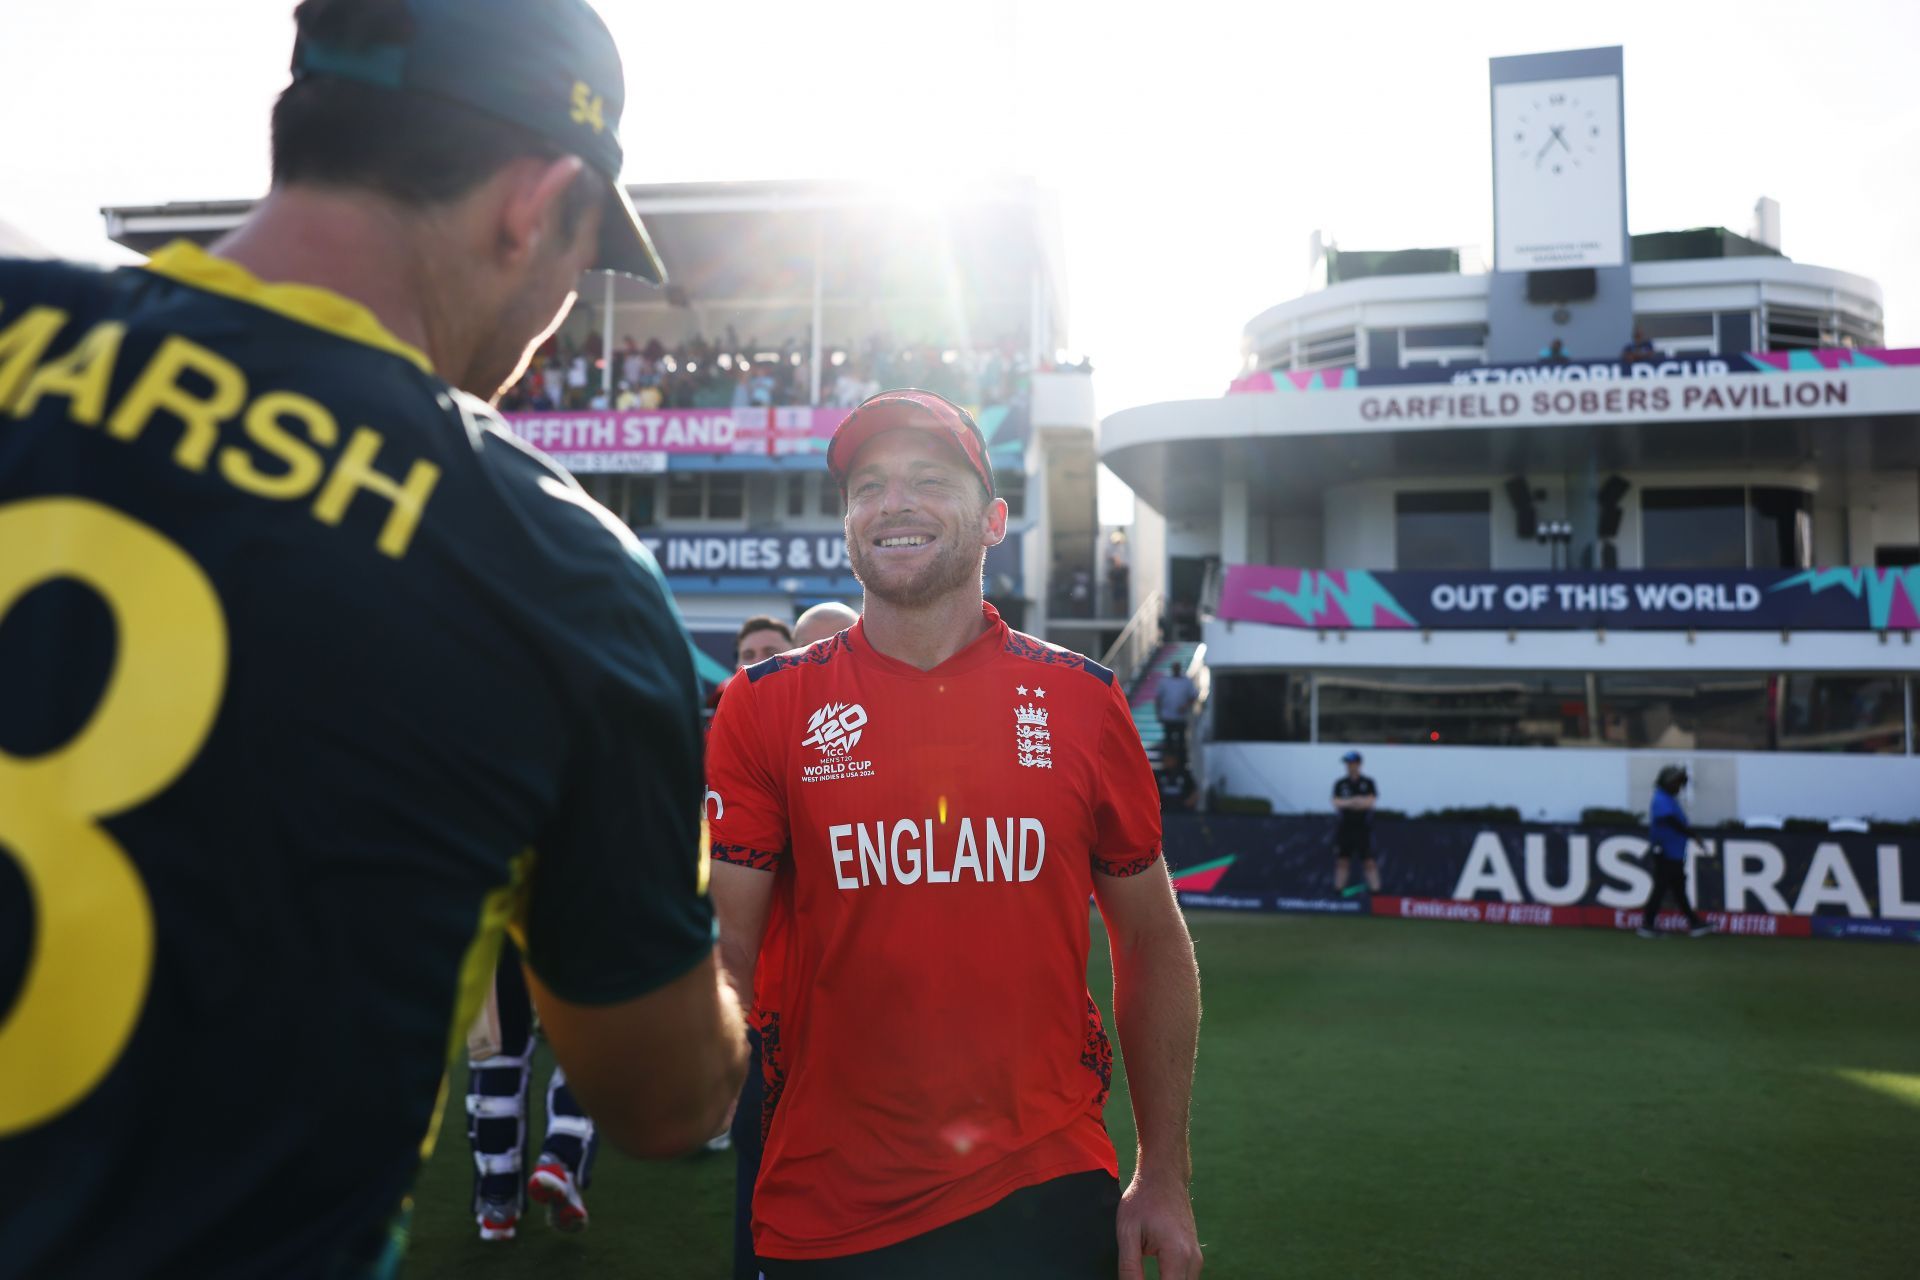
[
  {"left": 570, "top": 81, "right": 607, "bottom": 133},
  {"left": 0, "top": 498, "right": 227, "bottom": 1136}
]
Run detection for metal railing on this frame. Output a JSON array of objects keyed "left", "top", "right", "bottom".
[{"left": 1099, "top": 589, "right": 1164, "bottom": 685}]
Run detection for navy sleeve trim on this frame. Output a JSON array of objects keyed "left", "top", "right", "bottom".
[
  {"left": 746, "top": 632, "right": 849, "bottom": 683},
  {"left": 1001, "top": 629, "right": 1114, "bottom": 684},
  {"left": 1095, "top": 848, "right": 1163, "bottom": 878},
  {"left": 712, "top": 842, "right": 782, "bottom": 871}
]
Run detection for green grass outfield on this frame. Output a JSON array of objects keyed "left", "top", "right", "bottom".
[{"left": 401, "top": 913, "right": 1920, "bottom": 1279}]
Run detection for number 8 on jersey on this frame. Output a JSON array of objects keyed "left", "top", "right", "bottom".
[{"left": 0, "top": 497, "right": 228, "bottom": 1135}]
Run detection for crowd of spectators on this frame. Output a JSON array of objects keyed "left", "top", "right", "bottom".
[{"left": 498, "top": 326, "right": 1088, "bottom": 414}]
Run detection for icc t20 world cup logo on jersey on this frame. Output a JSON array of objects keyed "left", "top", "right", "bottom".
[{"left": 802, "top": 702, "right": 868, "bottom": 757}]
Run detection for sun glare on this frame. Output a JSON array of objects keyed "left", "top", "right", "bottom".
[{"left": 1830, "top": 1068, "right": 1920, "bottom": 1112}]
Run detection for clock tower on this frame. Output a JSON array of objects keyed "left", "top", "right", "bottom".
[{"left": 1485, "top": 46, "right": 1630, "bottom": 364}]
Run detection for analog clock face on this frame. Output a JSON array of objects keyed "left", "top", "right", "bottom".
[
  {"left": 1511, "top": 91, "right": 1606, "bottom": 177},
  {"left": 1492, "top": 74, "right": 1625, "bottom": 270}
]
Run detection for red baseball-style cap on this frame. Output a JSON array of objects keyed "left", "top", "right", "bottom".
[{"left": 826, "top": 388, "right": 996, "bottom": 499}]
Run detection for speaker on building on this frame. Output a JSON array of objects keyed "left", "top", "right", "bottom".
[
  {"left": 1504, "top": 475, "right": 1538, "bottom": 540},
  {"left": 1526, "top": 267, "right": 1598, "bottom": 304},
  {"left": 1597, "top": 474, "right": 1630, "bottom": 539}
]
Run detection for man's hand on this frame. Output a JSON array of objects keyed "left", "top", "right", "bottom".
[
  {"left": 1094, "top": 859, "right": 1203, "bottom": 1280},
  {"left": 1118, "top": 1169, "right": 1203, "bottom": 1280}
]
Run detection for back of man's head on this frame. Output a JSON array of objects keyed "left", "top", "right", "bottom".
[
  {"left": 792, "top": 601, "right": 858, "bottom": 648},
  {"left": 273, "top": 0, "right": 604, "bottom": 229}
]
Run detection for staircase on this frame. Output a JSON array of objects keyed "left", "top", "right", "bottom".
[{"left": 1128, "top": 641, "right": 1200, "bottom": 767}]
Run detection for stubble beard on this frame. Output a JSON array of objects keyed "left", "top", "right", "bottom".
[{"left": 848, "top": 527, "right": 985, "bottom": 610}]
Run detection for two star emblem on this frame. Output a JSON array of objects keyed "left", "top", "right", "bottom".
[{"left": 1015, "top": 685, "right": 1047, "bottom": 698}]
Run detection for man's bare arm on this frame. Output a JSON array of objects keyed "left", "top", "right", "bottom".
[
  {"left": 527, "top": 949, "right": 746, "bottom": 1158},
  {"left": 1093, "top": 859, "right": 1203, "bottom": 1279},
  {"left": 710, "top": 861, "right": 777, "bottom": 1006}
]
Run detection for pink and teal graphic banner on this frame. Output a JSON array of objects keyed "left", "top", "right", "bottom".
[
  {"left": 1742, "top": 347, "right": 1920, "bottom": 373},
  {"left": 1227, "top": 368, "right": 1358, "bottom": 394},
  {"left": 1221, "top": 566, "right": 1920, "bottom": 632}
]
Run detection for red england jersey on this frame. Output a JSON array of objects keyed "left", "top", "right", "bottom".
[{"left": 705, "top": 604, "right": 1163, "bottom": 1260}]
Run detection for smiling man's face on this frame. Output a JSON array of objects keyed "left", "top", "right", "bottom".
[{"left": 843, "top": 429, "right": 1005, "bottom": 609}]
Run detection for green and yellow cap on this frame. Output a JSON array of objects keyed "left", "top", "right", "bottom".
[{"left": 292, "top": 0, "right": 665, "bottom": 282}]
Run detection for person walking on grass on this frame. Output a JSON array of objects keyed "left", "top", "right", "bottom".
[{"left": 1640, "top": 765, "right": 1716, "bottom": 938}]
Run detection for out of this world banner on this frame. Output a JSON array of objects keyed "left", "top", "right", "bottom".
[
  {"left": 1165, "top": 814, "right": 1920, "bottom": 942},
  {"left": 1219, "top": 566, "right": 1920, "bottom": 632}
]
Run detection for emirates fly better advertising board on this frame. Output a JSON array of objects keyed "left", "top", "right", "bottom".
[{"left": 1165, "top": 815, "right": 1920, "bottom": 943}]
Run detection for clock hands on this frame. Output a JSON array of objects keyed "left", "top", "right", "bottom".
[{"left": 1532, "top": 124, "right": 1576, "bottom": 169}]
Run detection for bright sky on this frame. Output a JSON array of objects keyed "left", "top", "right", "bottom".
[{"left": 5, "top": 0, "right": 1918, "bottom": 426}]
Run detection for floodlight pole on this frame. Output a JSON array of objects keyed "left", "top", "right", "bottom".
[
  {"left": 809, "top": 213, "right": 825, "bottom": 407},
  {"left": 602, "top": 271, "right": 616, "bottom": 401},
  {"left": 1029, "top": 268, "right": 1043, "bottom": 370}
]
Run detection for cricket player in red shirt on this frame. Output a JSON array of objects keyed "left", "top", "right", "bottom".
[{"left": 706, "top": 389, "right": 1203, "bottom": 1279}]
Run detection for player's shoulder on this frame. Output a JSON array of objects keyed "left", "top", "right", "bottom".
[
  {"left": 999, "top": 626, "right": 1116, "bottom": 688},
  {"left": 0, "top": 254, "right": 112, "bottom": 306},
  {"left": 4, "top": 251, "right": 445, "bottom": 424},
  {"left": 468, "top": 400, "right": 674, "bottom": 594},
  {"left": 0, "top": 256, "right": 147, "bottom": 349},
  {"left": 740, "top": 631, "right": 856, "bottom": 689}
]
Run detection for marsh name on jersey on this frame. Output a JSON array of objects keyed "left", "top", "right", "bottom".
[
  {"left": 0, "top": 302, "right": 441, "bottom": 558},
  {"left": 826, "top": 817, "right": 1048, "bottom": 890}
]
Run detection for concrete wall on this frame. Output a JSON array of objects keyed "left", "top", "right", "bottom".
[
  {"left": 1322, "top": 483, "right": 1394, "bottom": 567},
  {"left": 1267, "top": 512, "right": 1323, "bottom": 567},
  {"left": 1031, "top": 371, "right": 1097, "bottom": 430},
  {"left": 1166, "top": 507, "right": 1221, "bottom": 560},
  {"left": 1321, "top": 477, "right": 1572, "bottom": 570},
  {"left": 1205, "top": 741, "right": 1920, "bottom": 825},
  {"left": 1309, "top": 469, "right": 1855, "bottom": 573},
  {"left": 1130, "top": 499, "right": 1168, "bottom": 620},
  {"left": 1872, "top": 472, "right": 1920, "bottom": 552},
  {"left": 1486, "top": 266, "right": 1634, "bottom": 365},
  {"left": 1491, "top": 477, "right": 1562, "bottom": 569}
]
